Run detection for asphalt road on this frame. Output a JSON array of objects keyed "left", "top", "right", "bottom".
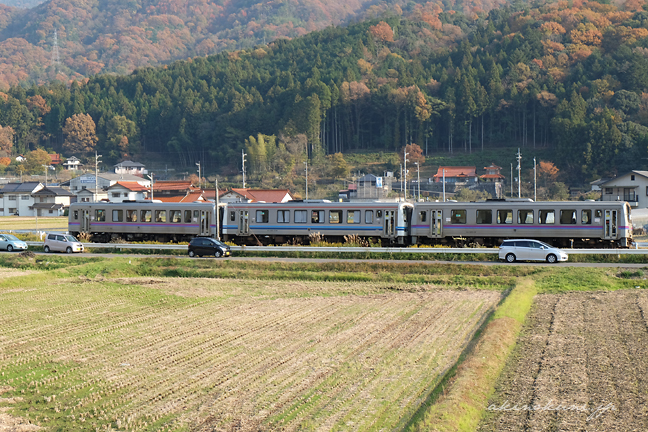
[{"left": 4, "top": 250, "right": 648, "bottom": 268}]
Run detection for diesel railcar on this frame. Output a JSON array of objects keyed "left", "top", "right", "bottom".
[
  {"left": 221, "top": 201, "right": 413, "bottom": 245},
  {"left": 411, "top": 200, "right": 632, "bottom": 247},
  {"left": 68, "top": 201, "right": 218, "bottom": 242}
]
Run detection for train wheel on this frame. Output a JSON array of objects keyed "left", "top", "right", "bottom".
[
  {"left": 546, "top": 254, "right": 557, "bottom": 264},
  {"left": 505, "top": 253, "right": 516, "bottom": 263}
]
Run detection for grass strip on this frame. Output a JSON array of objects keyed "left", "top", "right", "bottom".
[{"left": 408, "top": 279, "right": 537, "bottom": 432}]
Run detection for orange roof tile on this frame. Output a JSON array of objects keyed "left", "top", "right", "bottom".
[
  {"left": 433, "top": 166, "right": 477, "bottom": 178},
  {"left": 109, "top": 181, "right": 149, "bottom": 192},
  {"left": 152, "top": 180, "right": 196, "bottom": 192},
  {"left": 154, "top": 192, "right": 205, "bottom": 203}
]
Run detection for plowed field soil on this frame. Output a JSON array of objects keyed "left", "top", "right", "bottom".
[
  {"left": 480, "top": 289, "right": 648, "bottom": 432},
  {"left": 0, "top": 277, "right": 500, "bottom": 431}
]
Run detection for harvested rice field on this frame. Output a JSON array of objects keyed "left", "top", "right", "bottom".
[
  {"left": 0, "top": 275, "right": 500, "bottom": 431},
  {"left": 479, "top": 289, "right": 648, "bottom": 432}
]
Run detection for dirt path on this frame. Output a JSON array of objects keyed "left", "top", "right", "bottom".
[{"left": 479, "top": 290, "right": 648, "bottom": 431}]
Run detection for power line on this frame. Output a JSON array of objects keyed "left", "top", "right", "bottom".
[{"left": 51, "top": 29, "right": 61, "bottom": 74}]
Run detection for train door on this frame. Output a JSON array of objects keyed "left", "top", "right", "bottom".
[
  {"left": 604, "top": 209, "right": 618, "bottom": 239},
  {"left": 80, "top": 209, "right": 90, "bottom": 233},
  {"left": 430, "top": 210, "right": 443, "bottom": 238},
  {"left": 200, "top": 210, "right": 211, "bottom": 236},
  {"left": 238, "top": 210, "right": 249, "bottom": 235},
  {"left": 384, "top": 210, "right": 395, "bottom": 238}
]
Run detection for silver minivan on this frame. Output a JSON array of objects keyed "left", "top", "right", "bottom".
[
  {"left": 498, "top": 239, "right": 568, "bottom": 263},
  {"left": 43, "top": 233, "right": 84, "bottom": 253}
]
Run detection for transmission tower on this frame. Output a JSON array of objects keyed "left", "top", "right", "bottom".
[{"left": 51, "top": 29, "right": 61, "bottom": 74}]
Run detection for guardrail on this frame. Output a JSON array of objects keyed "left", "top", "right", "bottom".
[{"left": 23, "top": 242, "right": 648, "bottom": 255}]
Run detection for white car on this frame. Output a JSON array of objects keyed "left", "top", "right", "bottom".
[
  {"left": 498, "top": 239, "right": 568, "bottom": 263},
  {"left": 43, "top": 233, "right": 84, "bottom": 253},
  {"left": 0, "top": 234, "right": 28, "bottom": 252}
]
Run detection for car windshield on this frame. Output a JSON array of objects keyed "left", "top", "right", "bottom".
[
  {"left": 4, "top": 234, "right": 19, "bottom": 241},
  {"left": 65, "top": 235, "right": 78, "bottom": 242}
]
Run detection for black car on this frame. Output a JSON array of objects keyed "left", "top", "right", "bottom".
[{"left": 188, "top": 237, "right": 231, "bottom": 258}]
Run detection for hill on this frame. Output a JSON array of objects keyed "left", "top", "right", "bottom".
[{"left": 0, "top": 0, "right": 506, "bottom": 90}]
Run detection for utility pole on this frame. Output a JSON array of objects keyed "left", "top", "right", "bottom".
[
  {"left": 215, "top": 178, "right": 220, "bottom": 240},
  {"left": 195, "top": 161, "right": 201, "bottom": 189},
  {"left": 147, "top": 173, "right": 154, "bottom": 201},
  {"left": 443, "top": 168, "right": 446, "bottom": 202},
  {"left": 516, "top": 148, "right": 522, "bottom": 199},
  {"left": 403, "top": 149, "right": 409, "bottom": 200},
  {"left": 510, "top": 163, "right": 513, "bottom": 198},
  {"left": 95, "top": 151, "right": 102, "bottom": 202},
  {"left": 42, "top": 165, "right": 48, "bottom": 186},
  {"left": 304, "top": 161, "right": 308, "bottom": 200},
  {"left": 534, "top": 157, "right": 537, "bottom": 202},
  {"left": 415, "top": 162, "right": 420, "bottom": 201},
  {"left": 242, "top": 150, "right": 247, "bottom": 188}
]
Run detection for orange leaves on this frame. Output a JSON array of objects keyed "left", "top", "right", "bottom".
[
  {"left": 369, "top": 21, "right": 394, "bottom": 42},
  {"left": 0, "top": 157, "right": 10, "bottom": 166},
  {"left": 357, "top": 59, "right": 373, "bottom": 75},
  {"left": 569, "top": 27, "right": 602, "bottom": 46},
  {"left": 542, "top": 40, "right": 565, "bottom": 55},
  {"left": 26, "top": 95, "right": 51, "bottom": 116},
  {"left": 537, "top": 91, "right": 558, "bottom": 107},
  {"left": 541, "top": 21, "right": 566, "bottom": 35}
]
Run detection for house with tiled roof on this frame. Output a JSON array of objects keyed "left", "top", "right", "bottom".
[
  {"left": 154, "top": 192, "right": 206, "bottom": 203},
  {"left": 49, "top": 154, "right": 62, "bottom": 166},
  {"left": 230, "top": 188, "right": 294, "bottom": 203},
  {"left": 30, "top": 187, "right": 74, "bottom": 216},
  {"left": 63, "top": 156, "right": 82, "bottom": 171},
  {"left": 107, "top": 182, "right": 150, "bottom": 202},
  {"left": 114, "top": 160, "right": 147, "bottom": 175},
  {"left": 202, "top": 189, "right": 228, "bottom": 202},
  {"left": 480, "top": 163, "right": 505, "bottom": 183},
  {"left": 69, "top": 173, "right": 150, "bottom": 202},
  {"left": 599, "top": 170, "right": 648, "bottom": 208},
  {"left": 0, "top": 182, "right": 44, "bottom": 216},
  {"left": 432, "top": 166, "right": 478, "bottom": 184}
]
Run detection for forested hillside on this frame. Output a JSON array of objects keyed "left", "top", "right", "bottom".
[
  {"left": 0, "top": 0, "right": 506, "bottom": 90},
  {"left": 1, "top": 0, "right": 648, "bottom": 187}
]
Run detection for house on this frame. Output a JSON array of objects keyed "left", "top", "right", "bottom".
[
  {"left": 30, "top": 187, "right": 74, "bottom": 216},
  {"left": 69, "top": 173, "right": 150, "bottom": 200},
  {"left": 202, "top": 189, "right": 228, "bottom": 202},
  {"left": 106, "top": 182, "right": 150, "bottom": 202},
  {"left": 152, "top": 180, "right": 198, "bottom": 196},
  {"left": 599, "top": 171, "right": 648, "bottom": 208},
  {"left": 75, "top": 188, "right": 108, "bottom": 203},
  {"left": 480, "top": 164, "right": 505, "bottom": 183},
  {"left": 230, "top": 188, "right": 294, "bottom": 203},
  {"left": 154, "top": 192, "right": 205, "bottom": 203},
  {"left": 346, "top": 174, "right": 391, "bottom": 200},
  {"left": 49, "top": 154, "right": 62, "bottom": 166},
  {"left": 432, "top": 166, "right": 478, "bottom": 184},
  {"left": 0, "top": 182, "right": 44, "bottom": 216},
  {"left": 114, "top": 160, "right": 147, "bottom": 175},
  {"left": 15, "top": 155, "right": 25, "bottom": 163},
  {"left": 590, "top": 178, "right": 611, "bottom": 192},
  {"left": 63, "top": 156, "right": 83, "bottom": 171}
]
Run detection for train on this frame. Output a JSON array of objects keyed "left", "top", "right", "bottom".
[{"left": 68, "top": 198, "right": 633, "bottom": 248}]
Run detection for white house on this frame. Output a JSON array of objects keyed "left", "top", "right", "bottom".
[
  {"left": 114, "top": 161, "right": 147, "bottom": 175},
  {"left": 0, "top": 182, "right": 44, "bottom": 216},
  {"left": 70, "top": 173, "right": 150, "bottom": 202},
  {"left": 106, "top": 182, "right": 149, "bottom": 202},
  {"left": 63, "top": 156, "right": 83, "bottom": 171},
  {"left": 76, "top": 188, "right": 108, "bottom": 203},
  {"left": 30, "top": 187, "right": 74, "bottom": 216},
  {"left": 599, "top": 170, "right": 648, "bottom": 208}
]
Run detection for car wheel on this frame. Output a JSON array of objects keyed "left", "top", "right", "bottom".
[
  {"left": 505, "top": 253, "right": 516, "bottom": 263},
  {"left": 546, "top": 254, "right": 557, "bottom": 264},
  {"left": 215, "top": 250, "right": 222, "bottom": 258},
  {"left": 6, "top": 245, "right": 13, "bottom": 252},
  {"left": 66, "top": 247, "right": 72, "bottom": 254},
  {"left": 188, "top": 250, "right": 196, "bottom": 257},
  {"left": 44, "top": 245, "right": 50, "bottom": 253}
]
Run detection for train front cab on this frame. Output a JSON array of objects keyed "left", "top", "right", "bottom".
[{"left": 604, "top": 202, "right": 633, "bottom": 247}]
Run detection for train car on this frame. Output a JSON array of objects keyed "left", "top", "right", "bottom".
[
  {"left": 68, "top": 201, "right": 217, "bottom": 242},
  {"left": 222, "top": 200, "right": 413, "bottom": 245},
  {"left": 410, "top": 199, "right": 632, "bottom": 247}
]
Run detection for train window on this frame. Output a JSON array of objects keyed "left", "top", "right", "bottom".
[
  {"left": 73, "top": 210, "right": 78, "bottom": 220},
  {"left": 497, "top": 210, "right": 512, "bottom": 224},
  {"left": 377, "top": 210, "right": 383, "bottom": 218},
  {"left": 229, "top": 211, "right": 235, "bottom": 222},
  {"left": 112, "top": 210, "right": 123, "bottom": 222},
  {"left": 582, "top": 210, "right": 592, "bottom": 224},
  {"left": 594, "top": 210, "right": 602, "bottom": 222},
  {"left": 518, "top": 210, "right": 533, "bottom": 224},
  {"left": 295, "top": 210, "right": 307, "bottom": 223},
  {"left": 329, "top": 210, "right": 342, "bottom": 224},
  {"left": 170, "top": 210, "right": 182, "bottom": 223},
  {"left": 141, "top": 210, "right": 152, "bottom": 222},
  {"left": 277, "top": 210, "right": 290, "bottom": 223},
  {"left": 127, "top": 210, "right": 137, "bottom": 222},
  {"left": 155, "top": 210, "right": 166, "bottom": 223},
  {"left": 311, "top": 210, "right": 324, "bottom": 223},
  {"left": 451, "top": 209, "right": 466, "bottom": 224},
  {"left": 347, "top": 210, "right": 361, "bottom": 224},
  {"left": 95, "top": 209, "right": 106, "bottom": 222},
  {"left": 419, "top": 211, "right": 427, "bottom": 222},
  {"left": 366, "top": 211, "right": 374, "bottom": 224},
  {"left": 539, "top": 210, "right": 555, "bottom": 224},
  {"left": 193, "top": 210, "right": 199, "bottom": 222},
  {"left": 560, "top": 210, "right": 576, "bottom": 224},
  {"left": 476, "top": 210, "right": 492, "bottom": 224},
  {"left": 256, "top": 210, "right": 269, "bottom": 223}
]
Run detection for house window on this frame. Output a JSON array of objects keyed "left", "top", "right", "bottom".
[
  {"left": 256, "top": 210, "right": 269, "bottom": 223},
  {"left": 451, "top": 209, "right": 466, "bottom": 224},
  {"left": 347, "top": 210, "right": 361, "bottom": 224},
  {"left": 21, "top": 195, "right": 29, "bottom": 200},
  {"left": 366, "top": 211, "right": 374, "bottom": 224},
  {"left": 40, "top": 198, "right": 46, "bottom": 202},
  {"left": 329, "top": 210, "right": 342, "bottom": 224},
  {"left": 294, "top": 210, "right": 307, "bottom": 223},
  {"left": 81, "top": 198, "right": 90, "bottom": 202},
  {"left": 605, "top": 188, "right": 613, "bottom": 194},
  {"left": 112, "top": 193, "right": 120, "bottom": 198},
  {"left": 112, "top": 210, "right": 123, "bottom": 222},
  {"left": 49, "top": 210, "right": 53, "bottom": 214},
  {"left": 8, "top": 195, "right": 16, "bottom": 201},
  {"left": 631, "top": 175, "right": 635, "bottom": 181},
  {"left": 95, "top": 209, "right": 106, "bottom": 222},
  {"left": 127, "top": 210, "right": 137, "bottom": 222},
  {"left": 9, "top": 208, "right": 16, "bottom": 213},
  {"left": 277, "top": 210, "right": 290, "bottom": 223}
]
